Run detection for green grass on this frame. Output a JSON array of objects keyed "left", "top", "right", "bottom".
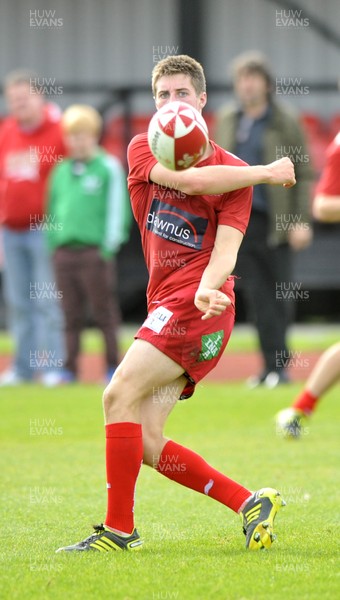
[
  {"left": 0, "top": 381, "right": 338, "bottom": 600},
  {"left": 1, "top": 323, "right": 340, "bottom": 355}
]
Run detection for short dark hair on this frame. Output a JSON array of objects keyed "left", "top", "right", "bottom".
[{"left": 152, "top": 54, "right": 206, "bottom": 97}]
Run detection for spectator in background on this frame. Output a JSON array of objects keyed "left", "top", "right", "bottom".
[
  {"left": 0, "top": 69, "right": 65, "bottom": 386},
  {"left": 276, "top": 130, "right": 340, "bottom": 437},
  {"left": 47, "top": 105, "right": 131, "bottom": 383},
  {"left": 215, "top": 51, "right": 313, "bottom": 388}
]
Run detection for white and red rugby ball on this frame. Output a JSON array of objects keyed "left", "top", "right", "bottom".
[{"left": 147, "top": 101, "right": 209, "bottom": 170}]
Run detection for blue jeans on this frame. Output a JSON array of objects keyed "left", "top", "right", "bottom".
[{"left": 2, "top": 226, "right": 65, "bottom": 380}]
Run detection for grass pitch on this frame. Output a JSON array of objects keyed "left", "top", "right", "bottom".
[{"left": 0, "top": 378, "right": 338, "bottom": 600}]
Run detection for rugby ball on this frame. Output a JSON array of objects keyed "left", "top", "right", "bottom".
[{"left": 148, "top": 101, "right": 209, "bottom": 170}]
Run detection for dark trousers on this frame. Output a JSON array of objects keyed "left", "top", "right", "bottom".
[
  {"left": 235, "top": 212, "right": 293, "bottom": 374},
  {"left": 53, "top": 246, "right": 120, "bottom": 375}
]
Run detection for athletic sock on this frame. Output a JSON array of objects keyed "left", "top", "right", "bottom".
[
  {"left": 156, "top": 440, "right": 251, "bottom": 513},
  {"left": 292, "top": 389, "right": 319, "bottom": 415},
  {"left": 105, "top": 422, "right": 143, "bottom": 534}
]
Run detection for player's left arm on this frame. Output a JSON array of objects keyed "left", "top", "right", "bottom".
[{"left": 194, "top": 224, "right": 243, "bottom": 320}]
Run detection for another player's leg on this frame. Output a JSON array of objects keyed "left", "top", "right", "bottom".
[
  {"left": 276, "top": 342, "right": 340, "bottom": 438},
  {"left": 141, "top": 387, "right": 285, "bottom": 550},
  {"left": 56, "top": 339, "right": 184, "bottom": 553}
]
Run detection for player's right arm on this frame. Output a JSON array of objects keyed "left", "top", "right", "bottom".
[
  {"left": 313, "top": 194, "right": 340, "bottom": 222},
  {"left": 149, "top": 157, "right": 295, "bottom": 195}
]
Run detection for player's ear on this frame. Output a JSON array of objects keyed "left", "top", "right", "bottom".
[{"left": 198, "top": 92, "right": 207, "bottom": 111}]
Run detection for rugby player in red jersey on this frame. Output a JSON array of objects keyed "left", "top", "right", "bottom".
[
  {"left": 276, "top": 131, "right": 340, "bottom": 438},
  {"left": 57, "top": 55, "right": 295, "bottom": 553}
]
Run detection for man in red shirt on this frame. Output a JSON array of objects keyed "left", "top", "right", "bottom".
[
  {"left": 57, "top": 55, "right": 295, "bottom": 553},
  {"left": 276, "top": 132, "right": 340, "bottom": 437},
  {"left": 0, "top": 70, "right": 65, "bottom": 386}
]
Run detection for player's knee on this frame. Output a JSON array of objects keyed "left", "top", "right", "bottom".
[
  {"left": 102, "top": 384, "right": 116, "bottom": 413},
  {"left": 102, "top": 369, "right": 143, "bottom": 413},
  {"left": 103, "top": 377, "right": 126, "bottom": 412}
]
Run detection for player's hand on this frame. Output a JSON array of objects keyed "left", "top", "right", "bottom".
[
  {"left": 288, "top": 226, "right": 313, "bottom": 251},
  {"left": 194, "top": 288, "right": 231, "bottom": 320},
  {"left": 265, "top": 157, "right": 296, "bottom": 188}
]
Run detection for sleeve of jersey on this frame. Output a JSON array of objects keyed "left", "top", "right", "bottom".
[
  {"left": 127, "top": 134, "right": 158, "bottom": 188},
  {"left": 216, "top": 186, "right": 253, "bottom": 234},
  {"left": 316, "top": 139, "right": 340, "bottom": 196}
]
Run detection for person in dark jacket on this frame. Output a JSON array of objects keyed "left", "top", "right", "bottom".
[{"left": 215, "top": 51, "right": 314, "bottom": 387}]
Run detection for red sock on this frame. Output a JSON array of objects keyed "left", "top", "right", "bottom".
[
  {"left": 156, "top": 440, "right": 251, "bottom": 513},
  {"left": 293, "top": 389, "right": 319, "bottom": 415},
  {"left": 105, "top": 422, "right": 143, "bottom": 534}
]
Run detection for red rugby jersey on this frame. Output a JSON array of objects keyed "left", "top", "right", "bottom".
[{"left": 127, "top": 133, "right": 252, "bottom": 307}]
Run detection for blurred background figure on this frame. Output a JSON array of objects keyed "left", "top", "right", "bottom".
[
  {"left": 47, "top": 104, "right": 131, "bottom": 383},
  {"left": 276, "top": 129, "right": 340, "bottom": 437},
  {"left": 0, "top": 69, "right": 65, "bottom": 386},
  {"left": 215, "top": 51, "right": 314, "bottom": 388}
]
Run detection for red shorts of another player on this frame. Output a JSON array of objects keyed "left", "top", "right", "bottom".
[{"left": 135, "top": 286, "right": 235, "bottom": 399}]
